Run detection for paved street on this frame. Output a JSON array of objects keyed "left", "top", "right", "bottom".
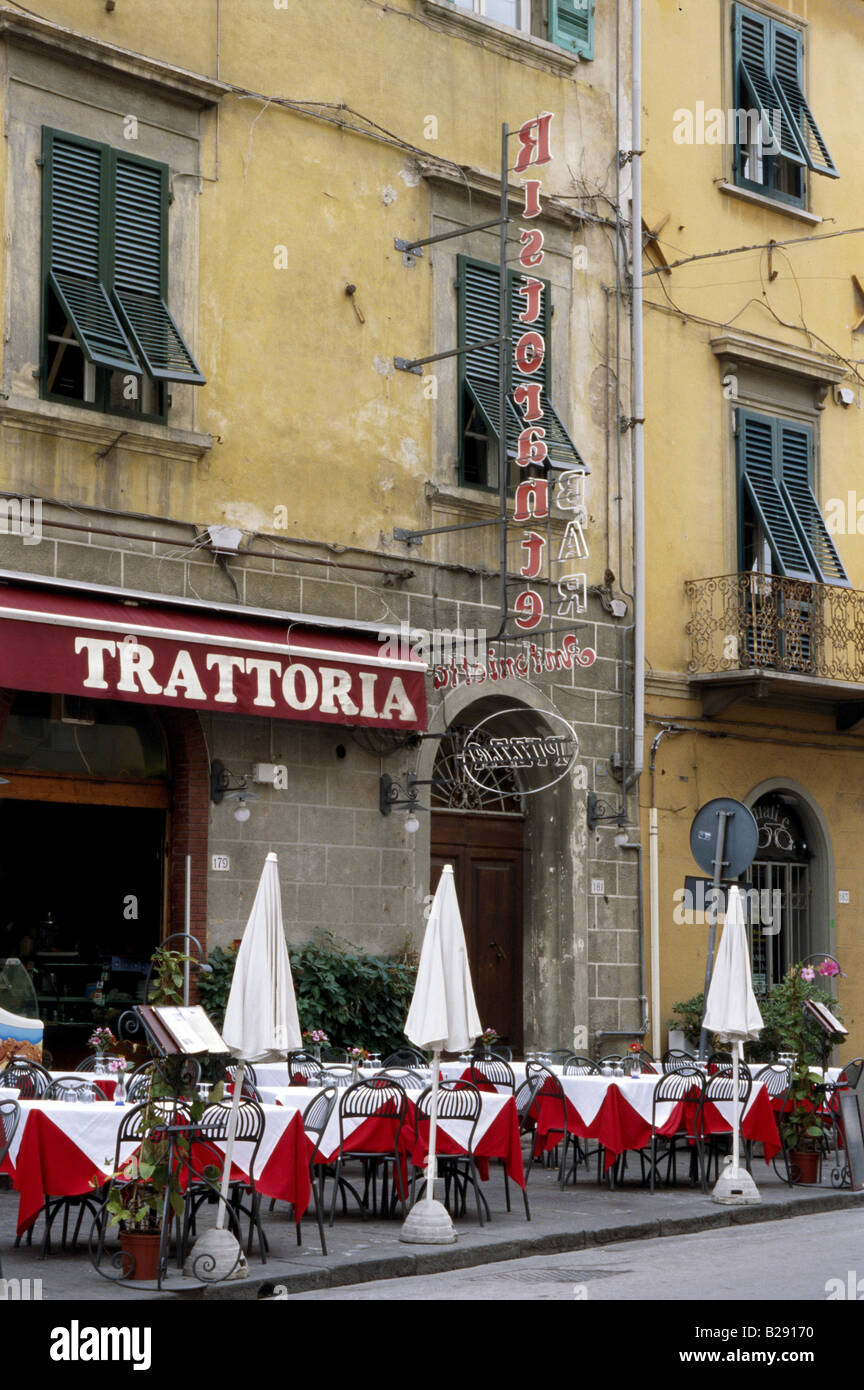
[{"left": 275, "top": 1209, "right": 864, "bottom": 1301}]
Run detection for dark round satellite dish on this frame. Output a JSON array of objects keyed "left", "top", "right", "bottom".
[{"left": 690, "top": 797, "right": 758, "bottom": 879}]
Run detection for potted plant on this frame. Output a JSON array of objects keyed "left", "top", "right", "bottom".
[
  {"left": 302, "top": 1028, "right": 330, "bottom": 1062},
  {"left": 348, "top": 1046, "right": 370, "bottom": 1080},
  {"left": 479, "top": 1027, "right": 499, "bottom": 1059},
  {"left": 771, "top": 961, "right": 845, "bottom": 1184},
  {"left": 88, "top": 1025, "right": 120, "bottom": 1072}
]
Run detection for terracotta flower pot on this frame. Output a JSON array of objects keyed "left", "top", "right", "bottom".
[
  {"left": 790, "top": 1149, "right": 820, "bottom": 1185},
  {"left": 119, "top": 1229, "right": 163, "bottom": 1281}
]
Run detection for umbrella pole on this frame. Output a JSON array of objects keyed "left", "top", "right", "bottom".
[
  {"left": 732, "top": 1044, "right": 740, "bottom": 1175},
  {"left": 216, "top": 1063, "right": 245, "bottom": 1230},
  {"left": 425, "top": 1049, "right": 441, "bottom": 1203}
]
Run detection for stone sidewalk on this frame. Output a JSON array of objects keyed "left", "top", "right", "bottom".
[{"left": 2, "top": 1158, "right": 862, "bottom": 1302}]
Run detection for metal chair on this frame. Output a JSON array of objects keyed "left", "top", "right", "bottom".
[
  {"left": 288, "top": 1058, "right": 325, "bottom": 1086},
  {"left": 563, "top": 1055, "right": 600, "bottom": 1075},
  {"left": 370, "top": 1067, "right": 423, "bottom": 1089},
  {"left": 699, "top": 1069, "right": 753, "bottom": 1185},
  {"left": 76, "top": 1054, "right": 127, "bottom": 1074},
  {"left": 320, "top": 1065, "right": 356, "bottom": 1088},
  {"left": 646, "top": 1066, "right": 706, "bottom": 1193},
  {"left": 44, "top": 1077, "right": 106, "bottom": 1103},
  {"left": 707, "top": 1050, "right": 733, "bottom": 1071},
  {"left": 525, "top": 1061, "right": 581, "bottom": 1188},
  {"left": 328, "top": 1081, "right": 409, "bottom": 1225},
  {"left": 513, "top": 1073, "right": 543, "bottom": 1202},
  {"left": 320, "top": 1048, "right": 350, "bottom": 1063},
  {"left": 382, "top": 1048, "right": 428, "bottom": 1069},
  {"left": 753, "top": 1062, "right": 791, "bottom": 1098},
  {"left": 473, "top": 1045, "right": 513, "bottom": 1062},
  {"left": 598, "top": 1054, "right": 624, "bottom": 1067},
  {"left": 126, "top": 1057, "right": 203, "bottom": 1104},
  {"left": 2, "top": 1058, "right": 51, "bottom": 1098},
  {"left": 271, "top": 1085, "right": 338, "bottom": 1255},
  {"left": 185, "top": 1098, "right": 268, "bottom": 1261},
  {"left": 224, "top": 1060, "right": 257, "bottom": 1085},
  {"left": 411, "top": 1081, "right": 489, "bottom": 1226},
  {"left": 468, "top": 1057, "right": 515, "bottom": 1094},
  {"left": 838, "top": 1058, "right": 864, "bottom": 1091},
  {"left": 661, "top": 1049, "right": 697, "bottom": 1073}
]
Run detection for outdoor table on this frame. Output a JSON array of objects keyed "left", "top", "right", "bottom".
[
  {"left": 1, "top": 1099, "right": 311, "bottom": 1238},
  {"left": 532, "top": 1073, "right": 780, "bottom": 1172},
  {"left": 48, "top": 1070, "right": 118, "bottom": 1100},
  {"left": 272, "top": 1084, "right": 525, "bottom": 1189}
]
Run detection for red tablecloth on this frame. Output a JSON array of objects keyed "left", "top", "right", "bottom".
[
  {"left": 533, "top": 1079, "right": 780, "bottom": 1170},
  {"left": 4, "top": 1103, "right": 311, "bottom": 1236},
  {"left": 410, "top": 1096, "right": 525, "bottom": 1187}
]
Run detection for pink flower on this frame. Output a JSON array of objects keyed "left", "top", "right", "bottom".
[
  {"left": 800, "top": 966, "right": 816, "bottom": 982},
  {"left": 817, "top": 960, "right": 840, "bottom": 977}
]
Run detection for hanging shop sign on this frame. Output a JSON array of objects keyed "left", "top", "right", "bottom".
[
  {"left": 431, "top": 633, "right": 596, "bottom": 691},
  {"left": 460, "top": 706, "right": 580, "bottom": 795},
  {"left": 0, "top": 585, "right": 427, "bottom": 730}
]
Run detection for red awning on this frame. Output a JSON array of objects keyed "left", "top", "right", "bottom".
[{"left": 0, "top": 585, "right": 427, "bottom": 730}]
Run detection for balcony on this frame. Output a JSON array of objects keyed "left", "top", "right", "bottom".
[{"left": 685, "top": 573, "right": 864, "bottom": 728}]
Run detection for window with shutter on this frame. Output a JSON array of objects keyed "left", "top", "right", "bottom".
[
  {"left": 457, "top": 255, "right": 587, "bottom": 489},
  {"left": 41, "top": 127, "right": 204, "bottom": 417},
  {"left": 737, "top": 408, "right": 848, "bottom": 586},
  {"left": 732, "top": 5, "right": 836, "bottom": 207},
  {"left": 549, "top": 0, "right": 593, "bottom": 59}
]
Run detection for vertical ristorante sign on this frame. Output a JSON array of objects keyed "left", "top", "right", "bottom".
[{"left": 510, "top": 112, "right": 553, "bottom": 635}]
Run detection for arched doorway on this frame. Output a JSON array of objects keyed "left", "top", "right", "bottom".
[
  {"left": 749, "top": 793, "right": 813, "bottom": 993},
  {"left": 429, "top": 727, "right": 525, "bottom": 1047}
]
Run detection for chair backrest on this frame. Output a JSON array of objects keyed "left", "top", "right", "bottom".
[
  {"left": 473, "top": 1046, "right": 512, "bottom": 1062},
  {"left": 597, "top": 1054, "right": 624, "bottom": 1067},
  {"left": 662, "top": 1050, "right": 698, "bottom": 1073},
  {"left": 538, "top": 1049, "right": 573, "bottom": 1064},
  {"left": 290, "top": 1060, "right": 324, "bottom": 1084},
  {"left": 198, "top": 1098, "right": 266, "bottom": 1146},
  {"left": 0, "top": 1098, "right": 21, "bottom": 1167},
  {"left": 339, "top": 1080, "right": 407, "bottom": 1122},
  {"left": 321, "top": 1066, "right": 355, "bottom": 1088},
  {"left": 416, "top": 1079, "right": 482, "bottom": 1123},
  {"left": 514, "top": 1075, "right": 543, "bottom": 1129},
  {"left": 45, "top": 1076, "right": 107, "bottom": 1103},
  {"left": 382, "top": 1049, "right": 427, "bottom": 1069},
  {"left": 563, "top": 1055, "right": 600, "bottom": 1075},
  {"left": 371, "top": 1068, "right": 423, "bottom": 1089},
  {"left": 753, "top": 1063, "right": 790, "bottom": 1097},
  {"left": 707, "top": 1051, "right": 733, "bottom": 1070},
  {"left": 703, "top": 1070, "right": 752, "bottom": 1106},
  {"left": 2, "top": 1058, "right": 51, "bottom": 1099},
  {"left": 653, "top": 1066, "right": 705, "bottom": 1107},
  {"left": 301, "top": 1086, "right": 338, "bottom": 1160},
  {"left": 468, "top": 1058, "right": 515, "bottom": 1092},
  {"left": 224, "top": 1060, "right": 257, "bottom": 1085},
  {"left": 76, "top": 1054, "right": 126, "bottom": 1073},
  {"left": 839, "top": 1058, "right": 864, "bottom": 1091},
  {"left": 320, "top": 1048, "right": 349, "bottom": 1063}
]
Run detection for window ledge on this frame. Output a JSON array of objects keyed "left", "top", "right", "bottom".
[
  {"left": 717, "top": 181, "right": 823, "bottom": 226},
  {"left": 0, "top": 396, "right": 213, "bottom": 463},
  {"left": 419, "top": 0, "right": 581, "bottom": 75},
  {"left": 710, "top": 333, "right": 846, "bottom": 388},
  {"left": 0, "top": 9, "right": 228, "bottom": 107}
]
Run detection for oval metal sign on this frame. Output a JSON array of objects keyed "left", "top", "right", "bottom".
[
  {"left": 689, "top": 797, "right": 759, "bottom": 879},
  {"left": 459, "top": 707, "right": 580, "bottom": 796}
]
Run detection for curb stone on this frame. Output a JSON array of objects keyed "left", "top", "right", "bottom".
[{"left": 196, "top": 1188, "right": 864, "bottom": 1300}]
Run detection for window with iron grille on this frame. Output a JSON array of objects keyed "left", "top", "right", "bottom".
[
  {"left": 732, "top": 4, "right": 837, "bottom": 209},
  {"left": 456, "top": 255, "right": 586, "bottom": 490},
  {"left": 40, "top": 127, "right": 205, "bottom": 420}
]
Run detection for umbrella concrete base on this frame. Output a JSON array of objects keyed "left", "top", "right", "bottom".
[
  {"left": 399, "top": 1199, "right": 457, "bottom": 1245},
  {"left": 183, "top": 1227, "right": 250, "bottom": 1282},
  {"left": 711, "top": 1156, "right": 762, "bottom": 1206}
]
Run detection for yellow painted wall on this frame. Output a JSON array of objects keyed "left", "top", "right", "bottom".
[
  {"left": 1, "top": 0, "right": 625, "bottom": 556},
  {"left": 644, "top": 0, "right": 864, "bottom": 1057}
]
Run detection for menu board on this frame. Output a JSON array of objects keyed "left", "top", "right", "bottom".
[{"left": 838, "top": 1092, "right": 864, "bottom": 1193}]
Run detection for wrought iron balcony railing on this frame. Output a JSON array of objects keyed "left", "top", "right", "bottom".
[{"left": 685, "top": 573, "right": 862, "bottom": 683}]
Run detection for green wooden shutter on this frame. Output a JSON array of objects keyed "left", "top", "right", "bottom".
[
  {"left": 771, "top": 23, "right": 837, "bottom": 178},
  {"left": 111, "top": 154, "right": 205, "bottom": 383},
  {"left": 549, "top": 0, "right": 593, "bottom": 59},
  {"left": 43, "top": 131, "right": 140, "bottom": 374},
  {"left": 738, "top": 410, "right": 812, "bottom": 579},
  {"left": 458, "top": 256, "right": 503, "bottom": 439},
  {"left": 733, "top": 6, "right": 803, "bottom": 167},
  {"left": 778, "top": 422, "right": 848, "bottom": 585}
]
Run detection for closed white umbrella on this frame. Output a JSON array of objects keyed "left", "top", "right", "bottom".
[
  {"left": 401, "top": 864, "right": 481, "bottom": 1245},
  {"left": 191, "top": 852, "right": 302, "bottom": 1277},
  {"left": 702, "top": 883, "right": 764, "bottom": 1204}
]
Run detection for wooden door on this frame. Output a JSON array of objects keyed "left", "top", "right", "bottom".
[{"left": 431, "top": 812, "right": 523, "bottom": 1048}]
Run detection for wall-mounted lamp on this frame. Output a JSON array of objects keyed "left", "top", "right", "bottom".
[
  {"left": 380, "top": 771, "right": 455, "bottom": 834},
  {"left": 586, "top": 792, "right": 627, "bottom": 833},
  {"left": 211, "top": 760, "right": 247, "bottom": 805}
]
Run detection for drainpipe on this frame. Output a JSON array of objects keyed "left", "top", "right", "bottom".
[
  {"left": 630, "top": 0, "right": 646, "bottom": 790},
  {"left": 594, "top": 831, "right": 648, "bottom": 1055},
  {"left": 648, "top": 726, "right": 686, "bottom": 1056}
]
